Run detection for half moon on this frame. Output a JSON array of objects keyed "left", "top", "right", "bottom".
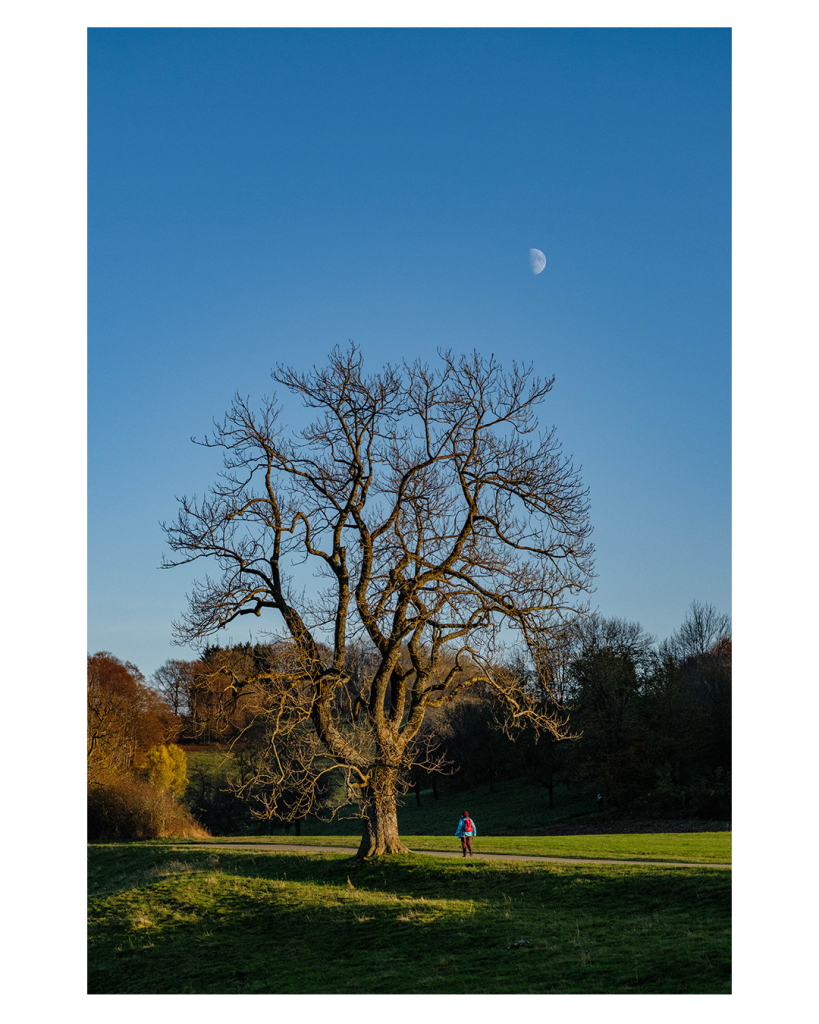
[{"left": 529, "top": 248, "right": 546, "bottom": 274}]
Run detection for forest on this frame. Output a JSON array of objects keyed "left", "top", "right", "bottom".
[{"left": 87, "top": 599, "right": 730, "bottom": 841}]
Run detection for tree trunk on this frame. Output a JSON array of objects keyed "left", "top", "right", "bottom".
[{"left": 356, "top": 766, "right": 411, "bottom": 857}]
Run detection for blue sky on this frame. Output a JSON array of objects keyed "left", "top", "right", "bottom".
[{"left": 88, "top": 27, "right": 731, "bottom": 677}]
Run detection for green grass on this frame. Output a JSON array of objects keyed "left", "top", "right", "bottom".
[
  {"left": 185, "top": 748, "right": 240, "bottom": 776},
  {"left": 181, "top": 831, "right": 731, "bottom": 864},
  {"left": 88, "top": 843, "right": 731, "bottom": 994}
]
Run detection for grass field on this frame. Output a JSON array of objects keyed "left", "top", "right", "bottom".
[
  {"left": 182, "top": 831, "right": 731, "bottom": 863},
  {"left": 88, "top": 842, "right": 731, "bottom": 994}
]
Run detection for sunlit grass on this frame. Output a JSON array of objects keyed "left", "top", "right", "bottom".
[
  {"left": 178, "top": 831, "right": 731, "bottom": 864},
  {"left": 89, "top": 844, "right": 730, "bottom": 994}
]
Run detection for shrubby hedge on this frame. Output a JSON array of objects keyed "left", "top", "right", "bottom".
[{"left": 88, "top": 777, "right": 209, "bottom": 841}]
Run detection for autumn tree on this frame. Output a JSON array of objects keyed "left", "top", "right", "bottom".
[
  {"left": 183, "top": 647, "right": 264, "bottom": 742},
  {"left": 87, "top": 652, "right": 180, "bottom": 784},
  {"left": 163, "top": 346, "right": 594, "bottom": 856},
  {"left": 151, "top": 649, "right": 274, "bottom": 742},
  {"left": 145, "top": 743, "right": 188, "bottom": 797}
]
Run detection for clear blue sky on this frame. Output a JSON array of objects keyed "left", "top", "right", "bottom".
[{"left": 88, "top": 27, "right": 731, "bottom": 678}]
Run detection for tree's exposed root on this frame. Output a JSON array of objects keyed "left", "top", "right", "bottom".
[{"left": 355, "top": 841, "right": 412, "bottom": 859}]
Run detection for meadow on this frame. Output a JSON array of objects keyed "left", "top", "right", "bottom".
[
  {"left": 88, "top": 841, "right": 731, "bottom": 994},
  {"left": 186, "top": 831, "right": 730, "bottom": 863}
]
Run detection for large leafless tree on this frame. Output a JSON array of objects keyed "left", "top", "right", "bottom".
[{"left": 163, "top": 346, "right": 594, "bottom": 855}]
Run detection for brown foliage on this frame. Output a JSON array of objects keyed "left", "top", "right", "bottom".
[
  {"left": 87, "top": 652, "right": 180, "bottom": 784},
  {"left": 87, "top": 777, "right": 209, "bottom": 841}
]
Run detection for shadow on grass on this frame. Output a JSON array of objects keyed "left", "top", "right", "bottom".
[{"left": 88, "top": 844, "right": 730, "bottom": 995}]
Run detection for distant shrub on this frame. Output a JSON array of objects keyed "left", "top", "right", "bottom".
[{"left": 88, "top": 777, "right": 209, "bottom": 841}]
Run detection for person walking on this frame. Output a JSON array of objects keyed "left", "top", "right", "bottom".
[{"left": 455, "top": 811, "right": 476, "bottom": 857}]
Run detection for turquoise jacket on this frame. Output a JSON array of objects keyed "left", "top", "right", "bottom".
[{"left": 455, "top": 816, "right": 476, "bottom": 838}]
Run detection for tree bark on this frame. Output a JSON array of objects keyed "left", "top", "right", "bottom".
[{"left": 356, "top": 766, "right": 411, "bottom": 857}]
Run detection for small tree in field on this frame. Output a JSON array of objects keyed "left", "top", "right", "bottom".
[{"left": 163, "top": 346, "right": 594, "bottom": 856}]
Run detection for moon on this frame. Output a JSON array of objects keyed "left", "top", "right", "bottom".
[{"left": 529, "top": 248, "right": 546, "bottom": 274}]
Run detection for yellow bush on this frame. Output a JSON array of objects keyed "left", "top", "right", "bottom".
[{"left": 145, "top": 743, "right": 188, "bottom": 797}]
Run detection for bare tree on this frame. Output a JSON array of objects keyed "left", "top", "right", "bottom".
[
  {"left": 162, "top": 345, "right": 594, "bottom": 856},
  {"left": 151, "top": 659, "right": 195, "bottom": 717},
  {"left": 663, "top": 601, "right": 731, "bottom": 662},
  {"left": 658, "top": 602, "right": 732, "bottom": 791}
]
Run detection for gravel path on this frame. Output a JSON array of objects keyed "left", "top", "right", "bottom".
[{"left": 179, "top": 841, "right": 731, "bottom": 869}]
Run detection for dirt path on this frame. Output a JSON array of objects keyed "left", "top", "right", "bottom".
[{"left": 179, "top": 841, "right": 731, "bottom": 869}]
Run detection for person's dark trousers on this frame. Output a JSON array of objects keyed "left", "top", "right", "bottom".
[{"left": 461, "top": 836, "right": 472, "bottom": 856}]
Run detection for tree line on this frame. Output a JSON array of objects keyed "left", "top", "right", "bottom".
[
  {"left": 162, "top": 600, "right": 729, "bottom": 820},
  {"left": 87, "top": 598, "right": 730, "bottom": 839}
]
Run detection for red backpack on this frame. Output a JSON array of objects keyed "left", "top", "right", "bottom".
[{"left": 463, "top": 817, "right": 473, "bottom": 833}]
